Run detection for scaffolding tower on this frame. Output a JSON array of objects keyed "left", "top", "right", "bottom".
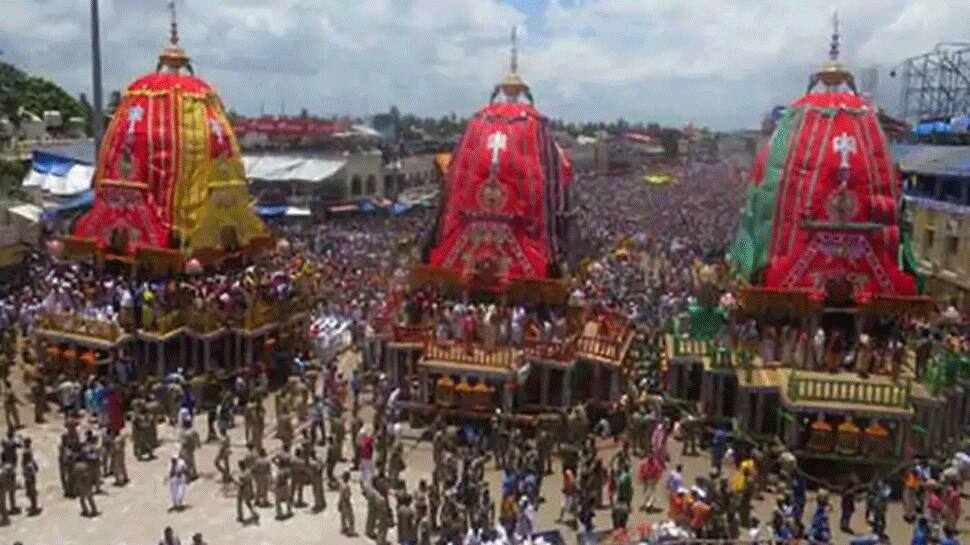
[{"left": 897, "top": 42, "right": 970, "bottom": 121}]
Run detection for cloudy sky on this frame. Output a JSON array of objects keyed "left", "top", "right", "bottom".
[{"left": 1, "top": 0, "right": 968, "bottom": 129}]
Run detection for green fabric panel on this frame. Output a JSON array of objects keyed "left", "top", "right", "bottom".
[
  {"left": 899, "top": 230, "right": 924, "bottom": 294},
  {"left": 688, "top": 303, "right": 727, "bottom": 341},
  {"left": 729, "top": 106, "right": 797, "bottom": 281}
]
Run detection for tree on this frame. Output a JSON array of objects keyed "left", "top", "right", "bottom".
[{"left": 2, "top": 95, "right": 21, "bottom": 130}]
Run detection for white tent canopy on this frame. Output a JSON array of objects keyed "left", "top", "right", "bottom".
[
  {"left": 24, "top": 149, "right": 349, "bottom": 198},
  {"left": 22, "top": 164, "right": 94, "bottom": 196},
  {"left": 243, "top": 156, "right": 346, "bottom": 183}
]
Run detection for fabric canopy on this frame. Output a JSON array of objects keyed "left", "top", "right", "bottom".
[
  {"left": 22, "top": 149, "right": 95, "bottom": 196},
  {"left": 896, "top": 144, "right": 970, "bottom": 177},
  {"left": 41, "top": 190, "right": 95, "bottom": 222},
  {"left": 256, "top": 205, "right": 311, "bottom": 218},
  {"left": 256, "top": 205, "right": 288, "bottom": 217},
  {"left": 243, "top": 155, "right": 346, "bottom": 183},
  {"left": 8, "top": 203, "right": 43, "bottom": 223}
]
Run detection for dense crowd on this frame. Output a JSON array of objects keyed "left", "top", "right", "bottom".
[{"left": 0, "top": 149, "right": 968, "bottom": 545}]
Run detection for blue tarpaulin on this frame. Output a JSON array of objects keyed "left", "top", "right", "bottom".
[
  {"left": 256, "top": 205, "right": 288, "bottom": 217},
  {"left": 358, "top": 200, "right": 376, "bottom": 213},
  {"left": 41, "top": 189, "right": 95, "bottom": 222},
  {"left": 391, "top": 202, "right": 411, "bottom": 216}
]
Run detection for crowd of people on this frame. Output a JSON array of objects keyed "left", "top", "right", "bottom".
[{"left": 0, "top": 145, "right": 967, "bottom": 545}]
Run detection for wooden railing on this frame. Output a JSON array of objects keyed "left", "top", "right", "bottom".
[
  {"left": 143, "top": 310, "right": 186, "bottom": 335},
  {"left": 242, "top": 303, "right": 274, "bottom": 330},
  {"left": 787, "top": 371, "right": 912, "bottom": 409},
  {"left": 37, "top": 312, "right": 122, "bottom": 342},
  {"left": 423, "top": 341, "right": 517, "bottom": 370},
  {"left": 671, "top": 336, "right": 713, "bottom": 357},
  {"left": 525, "top": 338, "right": 576, "bottom": 362},
  {"left": 392, "top": 324, "right": 431, "bottom": 344},
  {"left": 187, "top": 308, "right": 225, "bottom": 334},
  {"left": 576, "top": 335, "right": 625, "bottom": 362}
]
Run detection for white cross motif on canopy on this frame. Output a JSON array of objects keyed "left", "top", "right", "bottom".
[
  {"left": 126, "top": 105, "right": 144, "bottom": 136},
  {"left": 487, "top": 131, "right": 508, "bottom": 167},
  {"left": 831, "top": 132, "right": 857, "bottom": 169},
  {"left": 208, "top": 117, "right": 225, "bottom": 145}
]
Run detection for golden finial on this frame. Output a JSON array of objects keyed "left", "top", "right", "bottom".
[
  {"left": 808, "top": 10, "right": 855, "bottom": 93},
  {"left": 493, "top": 25, "right": 531, "bottom": 102},
  {"left": 157, "top": 0, "right": 193, "bottom": 74}
]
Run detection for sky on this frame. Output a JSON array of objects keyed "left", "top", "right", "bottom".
[{"left": 1, "top": 0, "right": 968, "bottom": 130}]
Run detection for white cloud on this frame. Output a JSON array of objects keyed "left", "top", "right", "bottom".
[{"left": 0, "top": 0, "right": 966, "bottom": 129}]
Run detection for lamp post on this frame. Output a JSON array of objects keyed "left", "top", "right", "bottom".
[{"left": 90, "top": 0, "right": 105, "bottom": 153}]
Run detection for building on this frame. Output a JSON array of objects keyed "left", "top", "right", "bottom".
[
  {"left": 557, "top": 133, "right": 609, "bottom": 174},
  {"left": 897, "top": 144, "right": 970, "bottom": 311}
]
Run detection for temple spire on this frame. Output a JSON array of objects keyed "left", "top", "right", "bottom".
[
  {"left": 808, "top": 10, "right": 855, "bottom": 93},
  {"left": 510, "top": 26, "right": 518, "bottom": 75},
  {"left": 493, "top": 25, "right": 531, "bottom": 103},
  {"left": 169, "top": 0, "right": 180, "bottom": 46},
  {"left": 157, "top": 0, "right": 193, "bottom": 74},
  {"left": 829, "top": 10, "right": 840, "bottom": 62}
]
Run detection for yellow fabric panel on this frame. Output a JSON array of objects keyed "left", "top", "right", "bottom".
[
  {"left": 173, "top": 93, "right": 211, "bottom": 240},
  {"left": 188, "top": 185, "right": 267, "bottom": 251}
]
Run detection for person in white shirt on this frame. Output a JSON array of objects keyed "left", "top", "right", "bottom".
[{"left": 166, "top": 453, "right": 189, "bottom": 511}]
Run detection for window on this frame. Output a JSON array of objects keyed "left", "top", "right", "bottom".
[
  {"left": 924, "top": 228, "right": 935, "bottom": 253},
  {"left": 947, "top": 235, "right": 959, "bottom": 255},
  {"left": 351, "top": 175, "right": 362, "bottom": 196},
  {"left": 384, "top": 175, "right": 395, "bottom": 195},
  {"left": 945, "top": 235, "right": 961, "bottom": 272},
  {"left": 365, "top": 175, "right": 377, "bottom": 195}
]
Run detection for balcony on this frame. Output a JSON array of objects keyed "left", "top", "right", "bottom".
[
  {"left": 392, "top": 324, "right": 431, "bottom": 345},
  {"left": 422, "top": 340, "right": 518, "bottom": 371},
  {"left": 576, "top": 335, "right": 626, "bottom": 363},
  {"left": 787, "top": 371, "right": 912, "bottom": 409},
  {"left": 37, "top": 312, "right": 123, "bottom": 343}
]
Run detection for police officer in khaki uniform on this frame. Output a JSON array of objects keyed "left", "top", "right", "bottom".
[
  {"left": 274, "top": 464, "right": 293, "bottom": 520},
  {"left": 214, "top": 434, "right": 232, "bottom": 484},
  {"left": 364, "top": 482, "right": 380, "bottom": 539},
  {"left": 308, "top": 456, "right": 326, "bottom": 513},
  {"left": 350, "top": 414, "right": 363, "bottom": 470},
  {"left": 30, "top": 378, "right": 47, "bottom": 425},
  {"left": 374, "top": 486, "right": 393, "bottom": 545},
  {"left": 339, "top": 471, "right": 355, "bottom": 536},
  {"left": 244, "top": 400, "right": 258, "bottom": 447},
  {"left": 3, "top": 382, "right": 22, "bottom": 430},
  {"left": 277, "top": 414, "right": 294, "bottom": 453},
  {"left": 0, "top": 462, "right": 15, "bottom": 523},
  {"left": 22, "top": 439, "right": 40, "bottom": 516},
  {"left": 0, "top": 463, "right": 10, "bottom": 526},
  {"left": 253, "top": 448, "right": 272, "bottom": 507},
  {"left": 388, "top": 442, "right": 406, "bottom": 489},
  {"left": 74, "top": 457, "right": 98, "bottom": 517},
  {"left": 397, "top": 492, "right": 418, "bottom": 545},
  {"left": 110, "top": 432, "right": 128, "bottom": 486},
  {"left": 235, "top": 461, "right": 259, "bottom": 524},
  {"left": 291, "top": 455, "right": 309, "bottom": 508},
  {"left": 331, "top": 413, "right": 346, "bottom": 461}
]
